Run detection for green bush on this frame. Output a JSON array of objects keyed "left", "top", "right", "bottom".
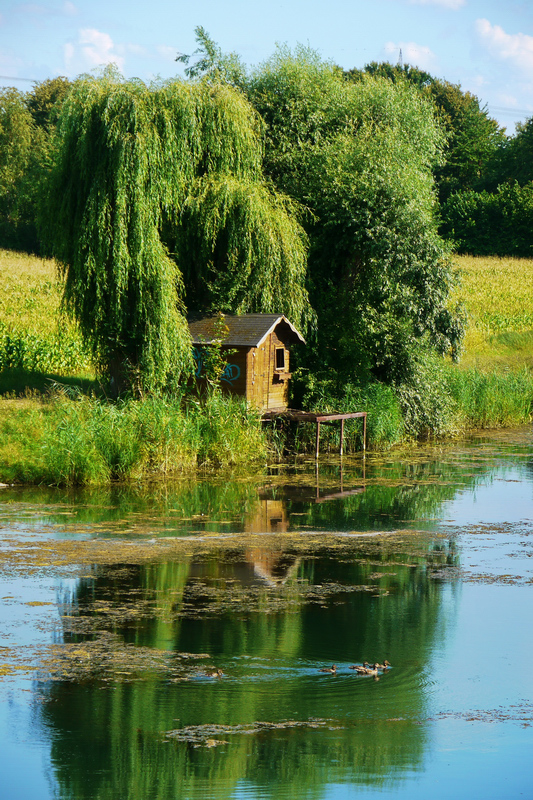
[
  {"left": 441, "top": 183, "right": 533, "bottom": 257},
  {"left": 297, "top": 373, "right": 405, "bottom": 450}
]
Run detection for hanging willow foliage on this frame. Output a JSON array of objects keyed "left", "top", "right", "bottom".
[
  {"left": 43, "top": 68, "right": 310, "bottom": 393},
  {"left": 175, "top": 175, "right": 310, "bottom": 325}
]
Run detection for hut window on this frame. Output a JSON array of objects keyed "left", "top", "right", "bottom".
[{"left": 275, "top": 347, "right": 286, "bottom": 370}]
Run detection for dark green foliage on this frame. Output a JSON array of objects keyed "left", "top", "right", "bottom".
[
  {"left": 0, "top": 88, "right": 42, "bottom": 251},
  {"left": 426, "top": 79, "right": 506, "bottom": 202},
  {"left": 246, "top": 48, "right": 464, "bottom": 406},
  {"left": 346, "top": 63, "right": 506, "bottom": 203},
  {"left": 42, "top": 69, "right": 310, "bottom": 394},
  {"left": 26, "top": 76, "right": 72, "bottom": 131},
  {"left": 485, "top": 116, "right": 533, "bottom": 189},
  {"left": 441, "top": 183, "right": 533, "bottom": 256}
]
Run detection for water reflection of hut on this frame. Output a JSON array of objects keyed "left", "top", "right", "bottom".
[
  {"left": 189, "top": 314, "right": 305, "bottom": 412},
  {"left": 246, "top": 499, "right": 289, "bottom": 534},
  {"left": 246, "top": 548, "right": 301, "bottom": 587}
]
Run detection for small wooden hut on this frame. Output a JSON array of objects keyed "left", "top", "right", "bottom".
[{"left": 188, "top": 314, "right": 305, "bottom": 412}]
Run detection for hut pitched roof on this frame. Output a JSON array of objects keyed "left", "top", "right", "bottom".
[{"left": 188, "top": 314, "right": 305, "bottom": 347}]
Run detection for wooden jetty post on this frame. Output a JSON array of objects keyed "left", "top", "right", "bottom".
[{"left": 263, "top": 410, "right": 367, "bottom": 458}]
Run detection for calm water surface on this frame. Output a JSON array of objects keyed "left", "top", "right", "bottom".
[{"left": 1, "top": 428, "right": 532, "bottom": 800}]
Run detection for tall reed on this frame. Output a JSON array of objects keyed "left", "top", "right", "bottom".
[
  {"left": 445, "top": 367, "right": 533, "bottom": 430},
  {"left": 0, "top": 392, "right": 269, "bottom": 486}
]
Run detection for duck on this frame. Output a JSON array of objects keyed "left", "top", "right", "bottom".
[
  {"left": 205, "top": 668, "right": 223, "bottom": 678},
  {"left": 349, "top": 662, "right": 371, "bottom": 673},
  {"left": 375, "top": 660, "right": 391, "bottom": 670},
  {"left": 318, "top": 665, "right": 337, "bottom": 673},
  {"left": 352, "top": 663, "right": 379, "bottom": 676}
]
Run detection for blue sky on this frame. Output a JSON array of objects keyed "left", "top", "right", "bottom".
[{"left": 1, "top": 0, "right": 532, "bottom": 132}]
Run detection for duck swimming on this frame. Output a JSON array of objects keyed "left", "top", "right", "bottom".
[
  {"left": 349, "top": 662, "right": 371, "bottom": 673},
  {"left": 318, "top": 665, "right": 337, "bottom": 673},
  {"left": 205, "top": 669, "right": 223, "bottom": 678},
  {"left": 375, "top": 660, "right": 391, "bottom": 670},
  {"left": 351, "top": 663, "right": 379, "bottom": 676}
]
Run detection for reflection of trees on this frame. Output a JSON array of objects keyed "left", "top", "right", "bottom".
[
  {"left": 3, "top": 441, "right": 498, "bottom": 538},
  {"left": 42, "top": 679, "right": 429, "bottom": 800},
  {"left": 36, "top": 447, "right": 482, "bottom": 799},
  {"left": 45, "top": 530, "right": 457, "bottom": 799}
]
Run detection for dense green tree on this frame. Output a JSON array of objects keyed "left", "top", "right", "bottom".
[
  {"left": 26, "top": 75, "right": 72, "bottom": 131},
  {"left": 244, "top": 47, "right": 463, "bottom": 397},
  {"left": 346, "top": 63, "right": 506, "bottom": 202},
  {"left": 441, "top": 182, "right": 533, "bottom": 257},
  {"left": 488, "top": 116, "right": 533, "bottom": 188},
  {"left": 0, "top": 87, "right": 42, "bottom": 251},
  {"left": 41, "top": 69, "right": 309, "bottom": 394},
  {"left": 429, "top": 78, "right": 506, "bottom": 201}
]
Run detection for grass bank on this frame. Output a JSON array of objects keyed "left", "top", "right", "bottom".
[{"left": 0, "top": 392, "right": 268, "bottom": 485}]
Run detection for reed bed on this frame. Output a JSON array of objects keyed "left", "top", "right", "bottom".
[{"left": 0, "top": 393, "right": 268, "bottom": 486}]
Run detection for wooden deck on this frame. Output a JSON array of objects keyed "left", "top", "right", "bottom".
[{"left": 262, "top": 409, "right": 367, "bottom": 458}]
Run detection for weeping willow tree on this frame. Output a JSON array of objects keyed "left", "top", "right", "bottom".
[{"left": 43, "top": 68, "right": 309, "bottom": 394}]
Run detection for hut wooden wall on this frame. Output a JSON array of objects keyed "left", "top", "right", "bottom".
[{"left": 246, "top": 331, "right": 290, "bottom": 411}]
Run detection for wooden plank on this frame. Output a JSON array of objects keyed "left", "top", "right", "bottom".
[{"left": 262, "top": 409, "right": 367, "bottom": 456}]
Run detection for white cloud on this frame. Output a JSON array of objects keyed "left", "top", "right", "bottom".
[
  {"left": 64, "top": 28, "right": 125, "bottom": 73},
  {"left": 63, "top": 1, "right": 78, "bottom": 15},
  {"left": 384, "top": 41, "right": 438, "bottom": 72},
  {"left": 475, "top": 18, "right": 533, "bottom": 73},
  {"left": 80, "top": 29, "right": 124, "bottom": 70}
]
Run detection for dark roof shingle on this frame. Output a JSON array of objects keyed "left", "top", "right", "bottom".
[{"left": 188, "top": 314, "right": 305, "bottom": 347}]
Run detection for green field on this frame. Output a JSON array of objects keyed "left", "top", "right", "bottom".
[
  {"left": 0, "top": 248, "right": 92, "bottom": 385},
  {"left": 453, "top": 254, "right": 533, "bottom": 371},
  {"left": 3, "top": 249, "right": 533, "bottom": 376}
]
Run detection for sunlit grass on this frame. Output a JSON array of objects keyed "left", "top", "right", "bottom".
[
  {"left": 453, "top": 255, "right": 533, "bottom": 371},
  {"left": 0, "top": 392, "right": 269, "bottom": 485},
  {"left": 0, "top": 248, "right": 92, "bottom": 379},
  {"left": 0, "top": 249, "right": 60, "bottom": 333}
]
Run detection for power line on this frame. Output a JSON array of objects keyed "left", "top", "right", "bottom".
[
  {"left": 489, "top": 105, "right": 531, "bottom": 116},
  {"left": 0, "top": 75, "right": 37, "bottom": 83}
]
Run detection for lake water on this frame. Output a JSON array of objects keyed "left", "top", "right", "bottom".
[{"left": 1, "top": 427, "right": 532, "bottom": 799}]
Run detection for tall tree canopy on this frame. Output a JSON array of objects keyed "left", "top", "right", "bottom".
[
  {"left": 346, "top": 62, "right": 506, "bottom": 202},
  {"left": 43, "top": 69, "right": 309, "bottom": 393},
  {"left": 488, "top": 116, "right": 533, "bottom": 188},
  {"left": 245, "top": 47, "right": 463, "bottom": 388},
  {"left": 0, "top": 87, "right": 44, "bottom": 251}
]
